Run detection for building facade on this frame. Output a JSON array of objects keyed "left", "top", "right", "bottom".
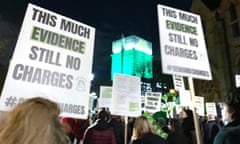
[
  {"left": 111, "top": 35, "right": 153, "bottom": 80},
  {"left": 190, "top": 0, "right": 240, "bottom": 101},
  {"left": 111, "top": 35, "right": 173, "bottom": 95}
]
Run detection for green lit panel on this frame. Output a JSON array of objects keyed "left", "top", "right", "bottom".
[
  {"left": 133, "top": 50, "right": 153, "bottom": 79},
  {"left": 111, "top": 35, "right": 153, "bottom": 79},
  {"left": 111, "top": 53, "right": 122, "bottom": 80},
  {"left": 123, "top": 50, "right": 134, "bottom": 75}
]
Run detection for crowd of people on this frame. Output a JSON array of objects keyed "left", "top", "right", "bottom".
[{"left": 1, "top": 87, "right": 240, "bottom": 144}]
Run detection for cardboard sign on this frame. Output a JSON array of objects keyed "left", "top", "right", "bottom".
[
  {"left": 0, "top": 4, "right": 95, "bottom": 119},
  {"left": 157, "top": 4, "right": 212, "bottom": 80}
]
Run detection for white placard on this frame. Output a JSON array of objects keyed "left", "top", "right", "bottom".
[
  {"left": 195, "top": 96, "right": 204, "bottom": 116},
  {"left": 110, "top": 74, "right": 141, "bottom": 117},
  {"left": 173, "top": 75, "right": 185, "bottom": 90},
  {"left": 145, "top": 92, "right": 162, "bottom": 114},
  {"left": 206, "top": 102, "right": 217, "bottom": 116},
  {"left": 0, "top": 4, "right": 95, "bottom": 119},
  {"left": 179, "top": 90, "right": 193, "bottom": 109},
  {"left": 99, "top": 86, "right": 112, "bottom": 108},
  {"left": 235, "top": 74, "right": 240, "bottom": 88},
  {"left": 157, "top": 4, "right": 212, "bottom": 80}
]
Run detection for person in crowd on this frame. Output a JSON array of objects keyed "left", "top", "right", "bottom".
[
  {"left": 108, "top": 114, "right": 124, "bottom": 144},
  {"left": 0, "top": 97, "right": 69, "bottom": 144},
  {"left": 82, "top": 109, "right": 117, "bottom": 144},
  {"left": 61, "top": 117, "right": 90, "bottom": 144},
  {"left": 130, "top": 116, "right": 167, "bottom": 144},
  {"left": 203, "top": 114, "right": 221, "bottom": 144},
  {"left": 180, "top": 108, "right": 196, "bottom": 144},
  {"left": 61, "top": 117, "right": 74, "bottom": 143},
  {"left": 153, "top": 111, "right": 170, "bottom": 134},
  {"left": 127, "top": 117, "right": 136, "bottom": 143},
  {"left": 214, "top": 87, "right": 240, "bottom": 144},
  {"left": 167, "top": 119, "right": 188, "bottom": 144}
]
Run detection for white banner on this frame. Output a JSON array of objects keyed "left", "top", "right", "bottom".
[
  {"left": 157, "top": 4, "right": 212, "bottom": 80},
  {"left": 0, "top": 4, "right": 95, "bottom": 119},
  {"left": 110, "top": 74, "right": 141, "bottom": 117}
]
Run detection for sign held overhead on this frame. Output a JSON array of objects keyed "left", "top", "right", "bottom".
[
  {"left": 0, "top": 4, "right": 95, "bottom": 119},
  {"left": 157, "top": 4, "right": 212, "bottom": 80}
]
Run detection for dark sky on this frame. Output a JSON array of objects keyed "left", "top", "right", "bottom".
[{"left": 0, "top": 0, "right": 193, "bottom": 83}]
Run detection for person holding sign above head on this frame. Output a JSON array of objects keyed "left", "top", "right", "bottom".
[
  {"left": 214, "top": 87, "right": 240, "bottom": 144},
  {"left": 0, "top": 97, "right": 70, "bottom": 144},
  {"left": 130, "top": 116, "right": 167, "bottom": 144}
]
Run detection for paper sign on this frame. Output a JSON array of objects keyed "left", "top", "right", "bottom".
[
  {"left": 110, "top": 74, "right": 141, "bottom": 117},
  {"left": 99, "top": 86, "right": 112, "bottom": 108}
]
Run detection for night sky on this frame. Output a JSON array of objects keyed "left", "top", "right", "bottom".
[{"left": 0, "top": 0, "right": 193, "bottom": 84}]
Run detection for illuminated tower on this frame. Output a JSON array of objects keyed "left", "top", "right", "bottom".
[{"left": 111, "top": 35, "right": 153, "bottom": 80}]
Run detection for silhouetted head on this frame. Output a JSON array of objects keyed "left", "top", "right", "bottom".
[{"left": 97, "top": 109, "right": 110, "bottom": 121}]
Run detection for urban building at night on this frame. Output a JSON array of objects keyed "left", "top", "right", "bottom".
[
  {"left": 191, "top": 0, "right": 240, "bottom": 101},
  {"left": 111, "top": 35, "right": 153, "bottom": 80},
  {"left": 111, "top": 35, "right": 172, "bottom": 95}
]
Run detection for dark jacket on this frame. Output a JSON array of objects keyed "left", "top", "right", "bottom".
[
  {"left": 83, "top": 119, "right": 117, "bottom": 144},
  {"left": 108, "top": 118, "right": 124, "bottom": 144},
  {"left": 132, "top": 133, "right": 167, "bottom": 144},
  {"left": 203, "top": 120, "right": 221, "bottom": 144},
  {"left": 167, "top": 130, "right": 188, "bottom": 144},
  {"left": 214, "top": 125, "right": 240, "bottom": 144},
  {"left": 214, "top": 120, "right": 240, "bottom": 144},
  {"left": 182, "top": 117, "right": 195, "bottom": 144}
]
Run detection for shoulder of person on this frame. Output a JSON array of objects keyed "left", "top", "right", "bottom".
[{"left": 214, "top": 126, "right": 240, "bottom": 144}]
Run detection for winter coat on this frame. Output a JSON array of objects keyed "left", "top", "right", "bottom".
[
  {"left": 108, "top": 118, "right": 124, "bottom": 144},
  {"left": 203, "top": 120, "right": 221, "bottom": 144},
  {"left": 214, "top": 120, "right": 240, "bottom": 144},
  {"left": 214, "top": 125, "right": 240, "bottom": 144},
  {"left": 83, "top": 119, "right": 117, "bottom": 144}
]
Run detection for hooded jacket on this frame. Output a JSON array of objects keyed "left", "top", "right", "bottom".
[{"left": 83, "top": 119, "right": 117, "bottom": 144}]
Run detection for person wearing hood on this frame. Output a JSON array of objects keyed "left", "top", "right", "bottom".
[{"left": 82, "top": 109, "right": 117, "bottom": 144}]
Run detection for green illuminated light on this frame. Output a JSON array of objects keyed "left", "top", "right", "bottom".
[{"left": 111, "top": 35, "right": 153, "bottom": 80}]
